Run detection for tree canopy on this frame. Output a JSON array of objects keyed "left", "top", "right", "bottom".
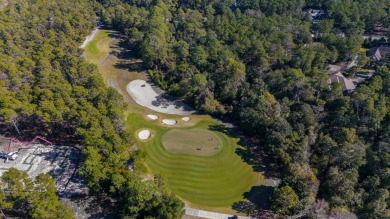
[
  {"left": 0, "top": 0, "right": 184, "bottom": 218},
  {"left": 0, "top": 168, "right": 74, "bottom": 218},
  {"left": 98, "top": 0, "right": 390, "bottom": 217},
  {"left": 0, "top": 0, "right": 389, "bottom": 217}
]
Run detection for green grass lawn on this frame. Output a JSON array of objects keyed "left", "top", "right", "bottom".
[
  {"left": 162, "top": 128, "right": 222, "bottom": 156},
  {"left": 85, "top": 30, "right": 110, "bottom": 55},
  {"left": 84, "top": 30, "right": 261, "bottom": 213},
  {"left": 128, "top": 113, "right": 258, "bottom": 209},
  {"left": 356, "top": 68, "right": 370, "bottom": 74},
  {"left": 359, "top": 47, "right": 369, "bottom": 53}
]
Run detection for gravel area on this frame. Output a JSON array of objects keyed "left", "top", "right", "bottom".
[{"left": 0, "top": 143, "right": 88, "bottom": 197}]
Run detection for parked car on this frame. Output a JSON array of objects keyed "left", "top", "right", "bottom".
[{"left": 0, "top": 151, "right": 18, "bottom": 160}]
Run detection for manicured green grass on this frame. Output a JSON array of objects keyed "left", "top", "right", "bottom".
[
  {"left": 85, "top": 30, "right": 110, "bottom": 55},
  {"left": 128, "top": 113, "right": 258, "bottom": 208},
  {"left": 84, "top": 29, "right": 261, "bottom": 213},
  {"left": 162, "top": 128, "right": 222, "bottom": 156}
]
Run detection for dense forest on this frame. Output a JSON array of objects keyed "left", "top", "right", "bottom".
[
  {"left": 0, "top": 168, "right": 74, "bottom": 218},
  {"left": 0, "top": 0, "right": 183, "bottom": 218},
  {"left": 97, "top": 0, "right": 390, "bottom": 218}
]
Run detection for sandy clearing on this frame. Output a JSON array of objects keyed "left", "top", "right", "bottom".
[
  {"left": 147, "top": 114, "right": 159, "bottom": 120},
  {"left": 182, "top": 117, "right": 190, "bottom": 122},
  {"left": 162, "top": 119, "right": 177, "bottom": 125},
  {"left": 80, "top": 27, "right": 99, "bottom": 49},
  {"left": 138, "top": 129, "right": 151, "bottom": 140},
  {"left": 126, "top": 79, "right": 194, "bottom": 115}
]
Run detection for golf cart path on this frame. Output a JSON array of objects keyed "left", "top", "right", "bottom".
[
  {"left": 184, "top": 207, "right": 251, "bottom": 219},
  {"left": 80, "top": 27, "right": 99, "bottom": 49},
  {"left": 84, "top": 29, "right": 261, "bottom": 218}
]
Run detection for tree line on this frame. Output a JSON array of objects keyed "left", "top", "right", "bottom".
[{"left": 0, "top": 0, "right": 183, "bottom": 218}]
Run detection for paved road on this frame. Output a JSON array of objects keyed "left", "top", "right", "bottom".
[
  {"left": 363, "top": 35, "right": 388, "bottom": 41},
  {"left": 184, "top": 207, "right": 251, "bottom": 219}
]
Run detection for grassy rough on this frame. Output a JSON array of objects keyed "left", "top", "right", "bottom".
[{"left": 84, "top": 30, "right": 110, "bottom": 57}]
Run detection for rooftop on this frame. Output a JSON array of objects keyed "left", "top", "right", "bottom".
[
  {"left": 303, "top": 8, "right": 325, "bottom": 23},
  {"left": 367, "top": 46, "right": 390, "bottom": 61},
  {"left": 329, "top": 72, "right": 356, "bottom": 92}
]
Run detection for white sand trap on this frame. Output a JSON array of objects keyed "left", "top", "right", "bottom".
[
  {"left": 147, "top": 114, "right": 159, "bottom": 120},
  {"left": 182, "top": 117, "right": 190, "bottom": 122},
  {"left": 126, "top": 79, "right": 195, "bottom": 115},
  {"left": 138, "top": 129, "right": 151, "bottom": 140},
  {"left": 162, "top": 119, "right": 177, "bottom": 125}
]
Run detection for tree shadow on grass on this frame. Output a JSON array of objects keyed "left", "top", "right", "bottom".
[
  {"left": 208, "top": 124, "right": 239, "bottom": 138},
  {"left": 235, "top": 145, "right": 263, "bottom": 172},
  {"left": 105, "top": 32, "right": 145, "bottom": 73},
  {"left": 209, "top": 122, "right": 281, "bottom": 178},
  {"left": 232, "top": 186, "right": 274, "bottom": 216},
  {"left": 208, "top": 124, "right": 269, "bottom": 173},
  {"left": 114, "top": 60, "right": 144, "bottom": 72},
  {"left": 244, "top": 186, "right": 274, "bottom": 209}
]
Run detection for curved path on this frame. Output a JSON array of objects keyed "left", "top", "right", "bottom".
[
  {"left": 185, "top": 207, "right": 251, "bottom": 219},
  {"left": 83, "top": 29, "right": 262, "bottom": 217},
  {"left": 79, "top": 27, "right": 100, "bottom": 49}
]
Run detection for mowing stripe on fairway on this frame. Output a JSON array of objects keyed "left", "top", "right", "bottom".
[
  {"left": 128, "top": 113, "right": 259, "bottom": 208},
  {"left": 83, "top": 31, "right": 262, "bottom": 212}
]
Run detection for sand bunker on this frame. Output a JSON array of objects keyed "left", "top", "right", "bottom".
[
  {"left": 162, "top": 119, "right": 177, "bottom": 125},
  {"left": 126, "top": 80, "right": 194, "bottom": 115},
  {"left": 138, "top": 129, "right": 151, "bottom": 140},
  {"left": 147, "top": 114, "right": 159, "bottom": 120},
  {"left": 182, "top": 117, "right": 190, "bottom": 122}
]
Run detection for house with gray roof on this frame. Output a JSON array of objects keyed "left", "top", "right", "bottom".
[
  {"left": 329, "top": 72, "right": 356, "bottom": 93},
  {"left": 367, "top": 46, "right": 390, "bottom": 61}
]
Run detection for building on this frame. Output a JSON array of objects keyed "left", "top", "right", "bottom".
[
  {"left": 329, "top": 72, "right": 356, "bottom": 93},
  {"left": 356, "top": 70, "right": 375, "bottom": 79},
  {"left": 367, "top": 46, "right": 390, "bottom": 61},
  {"left": 303, "top": 9, "right": 325, "bottom": 23}
]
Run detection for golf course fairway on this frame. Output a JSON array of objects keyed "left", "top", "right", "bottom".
[
  {"left": 128, "top": 113, "right": 259, "bottom": 210},
  {"left": 83, "top": 29, "right": 262, "bottom": 213}
]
